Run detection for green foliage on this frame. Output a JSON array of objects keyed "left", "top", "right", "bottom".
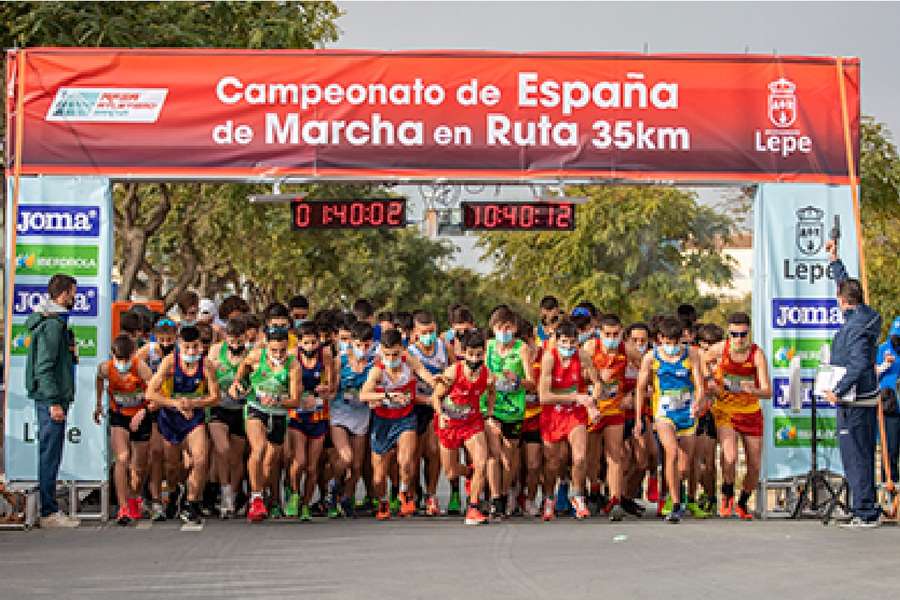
[{"left": 476, "top": 186, "right": 734, "bottom": 323}]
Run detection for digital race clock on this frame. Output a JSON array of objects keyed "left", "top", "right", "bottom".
[
  {"left": 291, "top": 199, "right": 407, "bottom": 230},
  {"left": 460, "top": 201, "right": 576, "bottom": 231}
]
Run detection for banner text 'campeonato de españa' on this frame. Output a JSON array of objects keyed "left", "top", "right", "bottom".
[{"left": 5, "top": 49, "right": 859, "bottom": 183}]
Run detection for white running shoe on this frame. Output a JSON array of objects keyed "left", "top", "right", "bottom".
[{"left": 39, "top": 511, "right": 80, "bottom": 528}]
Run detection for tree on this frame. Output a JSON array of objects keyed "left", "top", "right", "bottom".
[{"left": 476, "top": 185, "right": 734, "bottom": 323}]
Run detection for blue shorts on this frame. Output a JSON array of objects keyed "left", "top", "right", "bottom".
[
  {"left": 289, "top": 413, "right": 329, "bottom": 439},
  {"left": 655, "top": 407, "right": 696, "bottom": 437},
  {"left": 157, "top": 407, "right": 205, "bottom": 445},
  {"left": 370, "top": 412, "right": 417, "bottom": 455}
]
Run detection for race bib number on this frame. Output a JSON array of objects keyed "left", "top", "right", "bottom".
[
  {"left": 383, "top": 391, "right": 411, "bottom": 408},
  {"left": 724, "top": 374, "right": 753, "bottom": 394},
  {"left": 442, "top": 398, "right": 472, "bottom": 420},
  {"left": 343, "top": 389, "right": 365, "bottom": 407},
  {"left": 495, "top": 374, "right": 520, "bottom": 393},
  {"left": 113, "top": 392, "right": 144, "bottom": 408},
  {"left": 257, "top": 391, "right": 286, "bottom": 406},
  {"left": 657, "top": 389, "right": 692, "bottom": 413}
]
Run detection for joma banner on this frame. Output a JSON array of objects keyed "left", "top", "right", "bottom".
[{"left": 5, "top": 48, "right": 858, "bottom": 183}]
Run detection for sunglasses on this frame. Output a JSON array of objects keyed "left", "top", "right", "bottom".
[{"left": 729, "top": 331, "right": 749, "bottom": 338}]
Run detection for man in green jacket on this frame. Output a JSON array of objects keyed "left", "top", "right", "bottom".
[{"left": 25, "top": 273, "right": 80, "bottom": 528}]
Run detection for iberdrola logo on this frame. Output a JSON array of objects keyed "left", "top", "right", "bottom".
[
  {"left": 16, "top": 253, "right": 36, "bottom": 269},
  {"left": 12, "top": 330, "right": 32, "bottom": 350},
  {"left": 776, "top": 423, "right": 798, "bottom": 441},
  {"left": 774, "top": 346, "right": 796, "bottom": 364}
]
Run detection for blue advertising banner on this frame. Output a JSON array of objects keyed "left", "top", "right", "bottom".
[
  {"left": 4, "top": 176, "right": 113, "bottom": 482},
  {"left": 753, "top": 183, "right": 860, "bottom": 482}
]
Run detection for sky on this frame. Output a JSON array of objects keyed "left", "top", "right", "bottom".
[{"left": 330, "top": 1, "right": 900, "bottom": 270}]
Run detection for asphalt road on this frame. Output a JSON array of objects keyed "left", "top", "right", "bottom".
[{"left": 1, "top": 515, "right": 897, "bottom": 599}]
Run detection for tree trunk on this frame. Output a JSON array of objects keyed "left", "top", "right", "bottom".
[{"left": 115, "top": 183, "right": 172, "bottom": 300}]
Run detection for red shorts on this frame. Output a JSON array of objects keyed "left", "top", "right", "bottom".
[
  {"left": 540, "top": 405, "right": 588, "bottom": 444},
  {"left": 435, "top": 414, "right": 484, "bottom": 450},
  {"left": 522, "top": 413, "right": 541, "bottom": 433},
  {"left": 588, "top": 413, "right": 626, "bottom": 433},
  {"left": 714, "top": 408, "right": 764, "bottom": 437}
]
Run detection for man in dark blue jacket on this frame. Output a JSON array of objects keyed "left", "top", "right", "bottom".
[{"left": 823, "top": 240, "right": 882, "bottom": 526}]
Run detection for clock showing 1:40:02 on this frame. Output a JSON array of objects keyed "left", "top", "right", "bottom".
[
  {"left": 291, "top": 199, "right": 407, "bottom": 230},
  {"left": 460, "top": 201, "right": 576, "bottom": 231}
]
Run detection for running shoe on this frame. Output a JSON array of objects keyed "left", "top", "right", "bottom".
[
  {"left": 390, "top": 495, "right": 401, "bottom": 514},
  {"left": 165, "top": 485, "right": 185, "bottom": 520},
  {"left": 220, "top": 490, "right": 235, "bottom": 520},
  {"left": 646, "top": 476, "right": 659, "bottom": 503},
  {"left": 490, "top": 498, "right": 505, "bottom": 522},
  {"left": 719, "top": 496, "right": 735, "bottom": 519},
  {"left": 686, "top": 502, "right": 711, "bottom": 519},
  {"left": 505, "top": 494, "right": 518, "bottom": 517},
  {"left": 735, "top": 504, "right": 754, "bottom": 521},
  {"left": 127, "top": 497, "right": 143, "bottom": 521},
  {"left": 542, "top": 497, "right": 556, "bottom": 522},
  {"left": 247, "top": 496, "right": 268, "bottom": 522},
  {"left": 425, "top": 495, "right": 441, "bottom": 517},
  {"left": 665, "top": 507, "right": 683, "bottom": 524},
  {"left": 341, "top": 497, "right": 355, "bottom": 519},
  {"left": 621, "top": 498, "right": 645, "bottom": 518},
  {"left": 556, "top": 482, "right": 572, "bottom": 514},
  {"left": 327, "top": 491, "right": 340, "bottom": 519},
  {"left": 524, "top": 499, "right": 541, "bottom": 518},
  {"left": 151, "top": 501, "right": 166, "bottom": 522},
  {"left": 300, "top": 504, "right": 312, "bottom": 522},
  {"left": 399, "top": 492, "right": 416, "bottom": 518},
  {"left": 376, "top": 500, "right": 391, "bottom": 521},
  {"left": 116, "top": 505, "right": 132, "bottom": 526},
  {"left": 447, "top": 490, "right": 462, "bottom": 515},
  {"left": 285, "top": 492, "right": 300, "bottom": 518},
  {"left": 181, "top": 502, "right": 204, "bottom": 526},
  {"left": 270, "top": 505, "right": 284, "bottom": 519},
  {"left": 572, "top": 496, "right": 591, "bottom": 520},
  {"left": 356, "top": 496, "right": 369, "bottom": 510},
  {"left": 609, "top": 504, "right": 626, "bottom": 522},
  {"left": 661, "top": 496, "right": 673, "bottom": 516},
  {"left": 464, "top": 505, "right": 488, "bottom": 526}
]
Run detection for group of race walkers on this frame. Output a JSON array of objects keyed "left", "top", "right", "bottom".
[{"left": 95, "top": 290, "right": 771, "bottom": 527}]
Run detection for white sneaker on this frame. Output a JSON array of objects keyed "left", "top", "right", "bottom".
[
  {"left": 524, "top": 499, "right": 541, "bottom": 518},
  {"left": 39, "top": 511, "right": 80, "bottom": 528},
  {"left": 220, "top": 486, "right": 235, "bottom": 518},
  {"left": 840, "top": 516, "right": 881, "bottom": 529}
]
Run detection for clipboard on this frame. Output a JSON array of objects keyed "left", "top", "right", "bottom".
[{"left": 814, "top": 364, "right": 855, "bottom": 402}]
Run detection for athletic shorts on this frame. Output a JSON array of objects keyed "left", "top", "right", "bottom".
[
  {"left": 522, "top": 413, "right": 541, "bottom": 433},
  {"left": 623, "top": 415, "right": 650, "bottom": 441},
  {"left": 329, "top": 401, "right": 371, "bottom": 436},
  {"left": 415, "top": 404, "right": 436, "bottom": 436},
  {"left": 521, "top": 427, "right": 542, "bottom": 445},
  {"left": 654, "top": 407, "right": 695, "bottom": 437},
  {"left": 487, "top": 418, "right": 522, "bottom": 441},
  {"left": 209, "top": 406, "right": 246, "bottom": 438},
  {"left": 540, "top": 405, "right": 588, "bottom": 444},
  {"left": 157, "top": 407, "right": 205, "bottom": 445},
  {"left": 289, "top": 412, "right": 329, "bottom": 439},
  {"left": 696, "top": 411, "right": 717, "bottom": 439},
  {"left": 588, "top": 413, "right": 626, "bottom": 434},
  {"left": 246, "top": 405, "right": 288, "bottom": 445},
  {"left": 370, "top": 412, "right": 418, "bottom": 455},
  {"left": 435, "top": 414, "right": 484, "bottom": 450},
  {"left": 713, "top": 407, "right": 763, "bottom": 438},
  {"left": 109, "top": 409, "right": 153, "bottom": 443}
]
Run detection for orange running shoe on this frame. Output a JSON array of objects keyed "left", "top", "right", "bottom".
[
  {"left": 116, "top": 505, "right": 132, "bottom": 526},
  {"left": 247, "top": 496, "right": 268, "bottom": 522},
  {"left": 376, "top": 500, "right": 391, "bottom": 520},
  {"left": 719, "top": 496, "right": 735, "bottom": 518},
  {"left": 425, "top": 495, "right": 441, "bottom": 517},
  {"left": 735, "top": 503, "right": 753, "bottom": 521},
  {"left": 464, "top": 505, "right": 487, "bottom": 526},
  {"left": 399, "top": 492, "right": 416, "bottom": 517},
  {"left": 542, "top": 497, "right": 556, "bottom": 522},
  {"left": 572, "top": 496, "right": 591, "bottom": 520}
]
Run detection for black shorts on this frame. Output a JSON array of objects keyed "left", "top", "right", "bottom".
[
  {"left": 246, "top": 406, "right": 287, "bottom": 445},
  {"left": 521, "top": 427, "right": 542, "bottom": 445},
  {"left": 109, "top": 409, "right": 153, "bottom": 443},
  {"left": 490, "top": 418, "right": 521, "bottom": 441},
  {"left": 209, "top": 406, "right": 246, "bottom": 438},
  {"left": 415, "top": 404, "right": 435, "bottom": 436},
  {"left": 696, "top": 411, "right": 717, "bottom": 440},
  {"left": 623, "top": 415, "right": 650, "bottom": 441}
]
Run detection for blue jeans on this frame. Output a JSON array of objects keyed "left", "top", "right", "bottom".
[
  {"left": 837, "top": 405, "right": 880, "bottom": 522},
  {"left": 36, "top": 404, "right": 67, "bottom": 517},
  {"left": 883, "top": 412, "right": 900, "bottom": 484}
]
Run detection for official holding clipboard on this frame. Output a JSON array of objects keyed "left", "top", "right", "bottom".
[{"left": 822, "top": 239, "right": 883, "bottom": 526}]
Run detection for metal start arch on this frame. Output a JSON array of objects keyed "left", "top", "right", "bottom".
[{"left": 3, "top": 48, "right": 863, "bottom": 518}]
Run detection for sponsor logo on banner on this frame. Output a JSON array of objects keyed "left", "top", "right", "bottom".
[
  {"left": 782, "top": 207, "right": 839, "bottom": 285},
  {"left": 755, "top": 78, "right": 813, "bottom": 159},
  {"left": 772, "top": 337, "right": 832, "bottom": 369},
  {"left": 772, "top": 298, "right": 843, "bottom": 330},
  {"left": 772, "top": 416, "right": 837, "bottom": 448},
  {"left": 14, "top": 244, "right": 99, "bottom": 276},
  {"left": 17, "top": 205, "right": 100, "bottom": 237},
  {"left": 46, "top": 88, "right": 168, "bottom": 123},
  {"left": 10, "top": 324, "right": 98, "bottom": 358},
  {"left": 772, "top": 377, "right": 833, "bottom": 409},
  {"left": 13, "top": 284, "right": 99, "bottom": 317}
]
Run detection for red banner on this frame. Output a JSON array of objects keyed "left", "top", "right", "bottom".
[{"left": 5, "top": 48, "right": 859, "bottom": 183}]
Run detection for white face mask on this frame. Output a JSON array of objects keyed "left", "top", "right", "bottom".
[{"left": 270, "top": 354, "right": 286, "bottom": 367}]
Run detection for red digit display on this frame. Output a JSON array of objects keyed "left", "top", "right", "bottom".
[
  {"left": 291, "top": 199, "right": 407, "bottom": 230},
  {"left": 460, "top": 202, "right": 576, "bottom": 231}
]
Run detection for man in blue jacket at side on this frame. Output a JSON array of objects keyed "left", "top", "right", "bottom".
[
  {"left": 823, "top": 239, "right": 882, "bottom": 526},
  {"left": 876, "top": 316, "right": 900, "bottom": 485}
]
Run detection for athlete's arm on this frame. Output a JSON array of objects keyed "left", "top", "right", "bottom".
[
  {"left": 520, "top": 343, "right": 537, "bottom": 393},
  {"left": 93, "top": 362, "right": 108, "bottom": 424},
  {"left": 752, "top": 348, "right": 772, "bottom": 399},
  {"left": 188, "top": 360, "right": 219, "bottom": 410},
  {"left": 445, "top": 341, "right": 457, "bottom": 364},
  {"left": 136, "top": 360, "right": 154, "bottom": 384},
  {"left": 321, "top": 346, "right": 337, "bottom": 400},
  {"left": 406, "top": 353, "right": 437, "bottom": 390},
  {"left": 689, "top": 347, "right": 705, "bottom": 417},
  {"left": 283, "top": 360, "right": 302, "bottom": 409},
  {"left": 359, "top": 366, "right": 386, "bottom": 407},
  {"left": 633, "top": 352, "right": 654, "bottom": 437},
  {"left": 146, "top": 355, "right": 177, "bottom": 410},
  {"left": 485, "top": 374, "right": 497, "bottom": 419},
  {"left": 538, "top": 351, "right": 585, "bottom": 405},
  {"left": 230, "top": 351, "right": 259, "bottom": 399}
]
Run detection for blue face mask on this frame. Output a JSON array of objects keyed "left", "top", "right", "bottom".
[
  {"left": 419, "top": 332, "right": 436, "bottom": 346},
  {"left": 338, "top": 340, "right": 350, "bottom": 353},
  {"left": 577, "top": 332, "right": 592, "bottom": 345},
  {"left": 294, "top": 319, "right": 307, "bottom": 330},
  {"left": 662, "top": 344, "right": 680, "bottom": 356},
  {"left": 383, "top": 356, "right": 401, "bottom": 369},
  {"left": 352, "top": 345, "right": 371, "bottom": 360},
  {"left": 559, "top": 345, "right": 577, "bottom": 358},
  {"left": 635, "top": 343, "right": 648, "bottom": 354},
  {"left": 445, "top": 329, "right": 455, "bottom": 342},
  {"left": 602, "top": 337, "right": 619, "bottom": 351},
  {"left": 114, "top": 360, "right": 131, "bottom": 375},
  {"left": 183, "top": 353, "right": 201, "bottom": 364},
  {"left": 181, "top": 319, "right": 196, "bottom": 328},
  {"left": 495, "top": 330, "right": 514, "bottom": 345}
]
